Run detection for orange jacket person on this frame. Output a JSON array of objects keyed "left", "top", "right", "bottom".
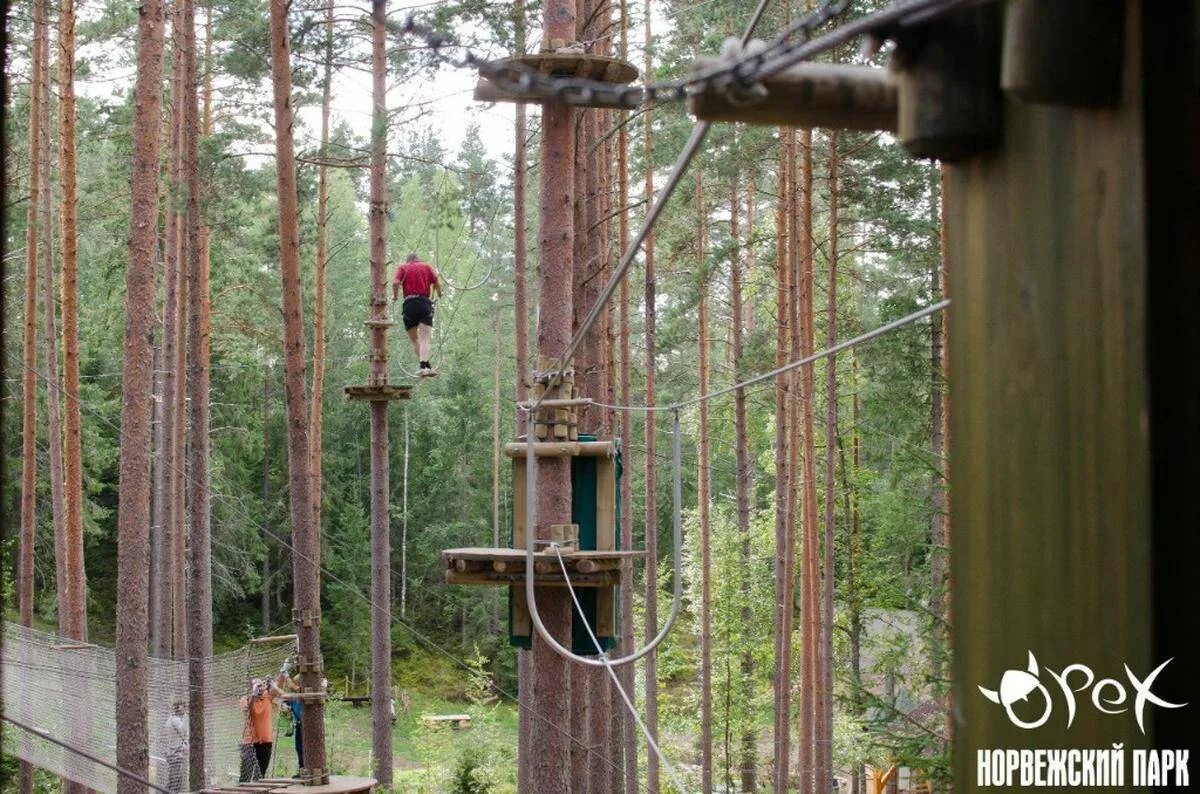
[{"left": 391, "top": 253, "right": 443, "bottom": 377}]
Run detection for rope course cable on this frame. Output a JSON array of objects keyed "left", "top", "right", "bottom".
[
  {"left": 588, "top": 299, "right": 950, "bottom": 413},
  {"left": 520, "top": 408, "right": 685, "bottom": 669}
]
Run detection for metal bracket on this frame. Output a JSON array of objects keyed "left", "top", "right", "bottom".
[
  {"left": 297, "top": 654, "right": 324, "bottom": 675},
  {"left": 292, "top": 608, "right": 322, "bottom": 628}
]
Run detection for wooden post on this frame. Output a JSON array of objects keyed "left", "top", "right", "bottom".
[
  {"left": 946, "top": 2, "right": 1197, "bottom": 782},
  {"left": 525, "top": 0, "right": 576, "bottom": 782},
  {"left": 367, "top": 0, "right": 393, "bottom": 786}
]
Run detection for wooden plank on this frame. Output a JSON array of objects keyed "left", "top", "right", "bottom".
[
  {"left": 511, "top": 585, "right": 531, "bottom": 637},
  {"left": 595, "top": 584, "right": 615, "bottom": 638},
  {"left": 249, "top": 633, "right": 297, "bottom": 645},
  {"left": 513, "top": 458, "right": 526, "bottom": 548},
  {"left": 272, "top": 776, "right": 376, "bottom": 794},
  {"left": 945, "top": 1, "right": 1155, "bottom": 781},
  {"left": 594, "top": 458, "right": 616, "bottom": 551},
  {"left": 343, "top": 384, "right": 411, "bottom": 401}
]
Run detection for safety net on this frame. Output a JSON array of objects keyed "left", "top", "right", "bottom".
[{"left": 2, "top": 621, "right": 296, "bottom": 792}]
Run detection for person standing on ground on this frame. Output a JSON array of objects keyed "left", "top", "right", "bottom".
[
  {"left": 160, "top": 699, "right": 188, "bottom": 792},
  {"left": 238, "top": 677, "right": 289, "bottom": 780},
  {"left": 391, "top": 253, "right": 443, "bottom": 377}
]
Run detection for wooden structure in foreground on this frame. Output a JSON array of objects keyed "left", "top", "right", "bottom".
[{"left": 689, "top": 0, "right": 1198, "bottom": 782}]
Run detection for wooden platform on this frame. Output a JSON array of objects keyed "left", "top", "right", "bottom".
[
  {"left": 442, "top": 547, "right": 644, "bottom": 587},
  {"left": 344, "top": 383, "right": 411, "bottom": 401},
  {"left": 202, "top": 778, "right": 374, "bottom": 794},
  {"left": 273, "top": 777, "right": 377, "bottom": 794},
  {"left": 474, "top": 52, "right": 638, "bottom": 107}
]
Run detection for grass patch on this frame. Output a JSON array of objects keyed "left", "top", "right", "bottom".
[{"left": 321, "top": 694, "right": 518, "bottom": 792}]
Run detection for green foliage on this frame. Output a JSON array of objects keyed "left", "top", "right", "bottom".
[
  {"left": 451, "top": 751, "right": 494, "bottom": 794},
  {"left": 4, "top": 0, "right": 950, "bottom": 784}
]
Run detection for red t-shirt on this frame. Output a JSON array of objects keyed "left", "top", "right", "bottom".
[{"left": 394, "top": 260, "right": 438, "bottom": 298}]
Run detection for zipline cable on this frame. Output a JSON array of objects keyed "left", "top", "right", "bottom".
[{"left": 588, "top": 299, "right": 951, "bottom": 414}]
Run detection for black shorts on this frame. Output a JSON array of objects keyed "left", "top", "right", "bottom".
[{"left": 401, "top": 296, "right": 434, "bottom": 330}]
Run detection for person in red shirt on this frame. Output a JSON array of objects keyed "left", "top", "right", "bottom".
[{"left": 391, "top": 253, "right": 443, "bottom": 377}]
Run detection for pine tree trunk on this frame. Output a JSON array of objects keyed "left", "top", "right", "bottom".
[
  {"left": 513, "top": 0, "right": 529, "bottom": 407},
  {"left": 263, "top": 367, "right": 272, "bottom": 635},
  {"left": 115, "top": 0, "right": 165, "bottom": 786},
  {"left": 310, "top": 0, "right": 332, "bottom": 542},
  {"left": 772, "top": 128, "right": 794, "bottom": 794},
  {"left": 57, "top": 0, "right": 90, "bottom": 784},
  {"left": 182, "top": 0, "right": 215, "bottom": 782},
  {"left": 619, "top": 4, "right": 638, "bottom": 782},
  {"left": 268, "top": 0, "right": 327, "bottom": 774},
  {"left": 58, "top": 0, "right": 87, "bottom": 654},
  {"left": 366, "top": 0, "right": 394, "bottom": 786},
  {"left": 19, "top": 0, "right": 44, "bottom": 641},
  {"left": 574, "top": 2, "right": 612, "bottom": 782},
  {"left": 150, "top": 330, "right": 166, "bottom": 655},
  {"left": 39, "top": 17, "right": 67, "bottom": 641},
  {"left": 696, "top": 167, "right": 714, "bottom": 794},
  {"left": 165, "top": 0, "right": 188, "bottom": 662},
  {"left": 731, "top": 171, "right": 757, "bottom": 793},
  {"left": 642, "top": 4, "right": 660, "bottom": 789},
  {"left": 798, "top": 125, "right": 820, "bottom": 794},
  {"left": 818, "top": 130, "right": 840, "bottom": 794},
  {"left": 18, "top": 13, "right": 46, "bottom": 793},
  {"left": 616, "top": 3, "right": 637, "bottom": 786},
  {"left": 527, "top": 0, "right": 576, "bottom": 784}
]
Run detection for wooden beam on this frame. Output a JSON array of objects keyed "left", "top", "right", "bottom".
[
  {"left": 249, "top": 633, "right": 298, "bottom": 645},
  {"left": 688, "top": 60, "right": 897, "bottom": 131}
]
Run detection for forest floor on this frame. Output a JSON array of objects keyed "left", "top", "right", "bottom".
[{"left": 321, "top": 695, "right": 520, "bottom": 791}]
